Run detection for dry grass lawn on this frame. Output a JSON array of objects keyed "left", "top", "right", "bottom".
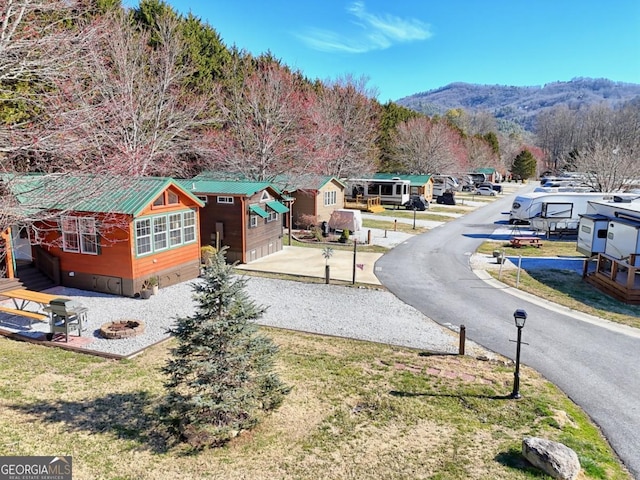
[{"left": 0, "top": 328, "right": 631, "bottom": 480}]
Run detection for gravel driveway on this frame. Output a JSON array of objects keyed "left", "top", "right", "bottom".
[{"left": 6, "top": 275, "right": 491, "bottom": 359}]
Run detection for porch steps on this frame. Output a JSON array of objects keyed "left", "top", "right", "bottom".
[
  {"left": 368, "top": 205, "right": 386, "bottom": 213},
  {"left": 15, "top": 263, "right": 56, "bottom": 292}
]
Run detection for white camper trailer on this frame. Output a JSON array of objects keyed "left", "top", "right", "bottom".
[
  {"left": 346, "top": 178, "right": 411, "bottom": 207},
  {"left": 510, "top": 192, "right": 622, "bottom": 234}
]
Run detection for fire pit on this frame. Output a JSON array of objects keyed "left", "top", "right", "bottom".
[{"left": 99, "top": 320, "right": 145, "bottom": 339}]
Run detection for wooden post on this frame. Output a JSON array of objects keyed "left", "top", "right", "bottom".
[
  {"left": 325, "top": 265, "right": 330, "bottom": 284},
  {"left": 352, "top": 239, "right": 357, "bottom": 285},
  {"left": 459, "top": 325, "right": 466, "bottom": 355},
  {"left": 394, "top": 219, "right": 397, "bottom": 231},
  {"left": 367, "top": 229, "right": 372, "bottom": 245}
]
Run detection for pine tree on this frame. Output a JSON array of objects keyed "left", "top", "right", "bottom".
[
  {"left": 160, "top": 248, "right": 290, "bottom": 448},
  {"left": 511, "top": 149, "right": 537, "bottom": 180}
]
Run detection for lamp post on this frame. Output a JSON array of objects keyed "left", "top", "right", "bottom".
[
  {"left": 511, "top": 309, "right": 527, "bottom": 399},
  {"left": 413, "top": 206, "right": 417, "bottom": 230}
]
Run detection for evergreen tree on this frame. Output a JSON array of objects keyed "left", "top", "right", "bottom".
[
  {"left": 511, "top": 149, "right": 537, "bottom": 180},
  {"left": 161, "top": 248, "right": 290, "bottom": 448}
]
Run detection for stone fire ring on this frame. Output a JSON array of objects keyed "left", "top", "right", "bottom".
[{"left": 99, "top": 319, "right": 145, "bottom": 340}]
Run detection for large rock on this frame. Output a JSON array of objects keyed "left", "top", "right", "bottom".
[{"left": 522, "top": 437, "right": 581, "bottom": 480}]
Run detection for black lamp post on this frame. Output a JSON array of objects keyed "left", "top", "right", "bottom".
[{"left": 511, "top": 309, "right": 527, "bottom": 399}]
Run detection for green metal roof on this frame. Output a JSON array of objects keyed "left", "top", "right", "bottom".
[
  {"left": 266, "top": 200, "right": 289, "bottom": 214},
  {"left": 249, "top": 204, "right": 268, "bottom": 218},
  {"left": 372, "top": 173, "right": 433, "bottom": 186},
  {"left": 179, "top": 179, "right": 283, "bottom": 196},
  {"left": 474, "top": 168, "right": 497, "bottom": 174},
  {"left": 5, "top": 174, "right": 203, "bottom": 216}
]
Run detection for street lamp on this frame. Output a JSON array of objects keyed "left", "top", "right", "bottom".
[
  {"left": 413, "top": 206, "right": 417, "bottom": 230},
  {"left": 511, "top": 309, "right": 527, "bottom": 399}
]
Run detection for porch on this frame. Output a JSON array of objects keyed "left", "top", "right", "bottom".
[
  {"left": 583, "top": 253, "right": 640, "bottom": 305},
  {"left": 343, "top": 195, "right": 385, "bottom": 213}
]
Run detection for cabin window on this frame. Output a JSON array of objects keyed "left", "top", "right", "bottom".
[
  {"left": 153, "top": 195, "right": 165, "bottom": 207},
  {"left": 169, "top": 213, "right": 182, "bottom": 246},
  {"left": 183, "top": 210, "right": 196, "bottom": 243},
  {"left": 136, "top": 219, "right": 152, "bottom": 255},
  {"left": 153, "top": 216, "right": 168, "bottom": 251},
  {"left": 250, "top": 215, "right": 258, "bottom": 228},
  {"left": 324, "top": 190, "right": 337, "bottom": 206},
  {"left": 597, "top": 229, "right": 607, "bottom": 239},
  {"left": 168, "top": 191, "right": 179, "bottom": 204},
  {"left": 62, "top": 216, "right": 98, "bottom": 255},
  {"left": 79, "top": 218, "right": 99, "bottom": 255},
  {"left": 260, "top": 191, "right": 270, "bottom": 202},
  {"left": 135, "top": 210, "right": 196, "bottom": 257},
  {"left": 217, "top": 196, "right": 234, "bottom": 204},
  {"left": 267, "top": 211, "right": 278, "bottom": 223}
]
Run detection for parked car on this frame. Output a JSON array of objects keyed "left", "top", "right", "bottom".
[
  {"left": 478, "top": 182, "right": 502, "bottom": 193},
  {"left": 476, "top": 186, "right": 496, "bottom": 196},
  {"left": 404, "top": 195, "right": 429, "bottom": 211}
]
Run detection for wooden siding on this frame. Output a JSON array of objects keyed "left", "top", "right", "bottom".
[
  {"left": 315, "top": 183, "right": 345, "bottom": 223},
  {"left": 291, "top": 180, "right": 346, "bottom": 226},
  {"left": 198, "top": 195, "right": 245, "bottom": 259},
  {"left": 292, "top": 191, "right": 316, "bottom": 227}
]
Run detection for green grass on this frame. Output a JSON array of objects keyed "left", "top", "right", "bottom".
[
  {"left": 477, "top": 239, "right": 584, "bottom": 258},
  {"left": 491, "top": 268, "right": 640, "bottom": 329},
  {"left": 362, "top": 218, "right": 429, "bottom": 234},
  {"left": 0, "top": 331, "right": 630, "bottom": 479},
  {"left": 373, "top": 208, "right": 459, "bottom": 222}
]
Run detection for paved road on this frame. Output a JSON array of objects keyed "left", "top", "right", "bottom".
[{"left": 374, "top": 190, "right": 640, "bottom": 478}]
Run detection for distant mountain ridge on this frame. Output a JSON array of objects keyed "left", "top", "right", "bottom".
[{"left": 395, "top": 78, "right": 640, "bottom": 132}]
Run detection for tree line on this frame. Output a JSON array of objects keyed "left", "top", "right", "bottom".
[{"left": 2, "top": 0, "right": 638, "bottom": 204}]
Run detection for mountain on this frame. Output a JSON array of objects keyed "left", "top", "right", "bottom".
[{"left": 395, "top": 78, "right": 640, "bottom": 133}]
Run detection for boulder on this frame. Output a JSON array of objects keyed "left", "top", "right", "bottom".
[{"left": 522, "top": 437, "right": 581, "bottom": 480}]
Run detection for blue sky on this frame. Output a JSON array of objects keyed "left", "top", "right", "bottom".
[{"left": 128, "top": 1, "right": 640, "bottom": 103}]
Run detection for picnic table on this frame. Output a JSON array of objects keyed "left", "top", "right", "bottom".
[
  {"left": 509, "top": 236, "right": 543, "bottom": 248},
  {"left": 0, "top": 289, "right": 69, "bottom": 328}
]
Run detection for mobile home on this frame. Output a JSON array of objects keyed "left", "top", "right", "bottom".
[{"left": 346, "top": 177, "right": 411, "bottom": 207}]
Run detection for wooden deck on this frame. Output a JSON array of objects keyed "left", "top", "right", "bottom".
[
  {"left": 344, "top": 196, "right": 385, "bottom": 213},
  {"left": 583, "top": 253, "right": 640, "bottom": 305}
]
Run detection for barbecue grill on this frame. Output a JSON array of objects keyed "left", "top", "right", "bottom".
[{"left": 44, "top": 298, "right": 88, "bottom": 342}]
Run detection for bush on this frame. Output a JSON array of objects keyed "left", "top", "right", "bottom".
[
  {"left": 297, "top": 214, "right": 318, "bottom": 231},
  {"left": 200, "top": 245, "right": 217, "bottom": 266}
]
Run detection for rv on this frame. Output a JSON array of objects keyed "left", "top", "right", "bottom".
[
  {"left": 509, "top": 192, "right": 624, "bottom": 234},
  {"left": 577, "top": 197, "right": 640, "bottom": 264},
  {"left": 432, "top": 175, "right": 460, "bottom": 198},
  {"left": 346, "top": 177, "right": 411, "bottom": 206}
]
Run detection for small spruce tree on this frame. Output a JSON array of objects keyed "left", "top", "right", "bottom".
[
  {"left": 160, "top": 248, "right": 290, "bottom": 448},
  {"left": 511, "top": 149, "right": 537, "bottom": 180}
]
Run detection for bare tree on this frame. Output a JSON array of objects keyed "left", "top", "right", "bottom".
[
  {"left": 535, "top": 105, "right": 581, "bottom": 173},
  {"left": 311, "top": 75, "right": 380, "bottom": 178},
  {"left": 0, "top": 0, "right": 94, "bottom": 157},
  {"left": 41, "top": 11, "right": 216, "bottom": 176},
  {"left": 572, "top": 102, "right": 640, "bottom": 192},
  {"left": 392, "top": 117, "right": 464, "bottom": 174},
  {"left": 201, "top": 59, "right": 313, "bottom": 181}
]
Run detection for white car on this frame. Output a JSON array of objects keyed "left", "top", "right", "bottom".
[{"left": 476, "top": 186, "right": 496, "bottom": 196}]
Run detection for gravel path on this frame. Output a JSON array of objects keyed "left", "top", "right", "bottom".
[{"left": 5, "top": 275, "right": 491, "bottom": 359}]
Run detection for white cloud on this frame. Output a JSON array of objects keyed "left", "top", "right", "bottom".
[{"left": 297, "top": 1, "right": 432, "bottom": 53}]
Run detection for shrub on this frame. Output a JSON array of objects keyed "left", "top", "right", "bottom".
[
  {"left": 297, "top": 214, "right": 318, "bottom": 231},
  {"left": 200, "top": 245, "right": 217, "bottom": 266}
]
